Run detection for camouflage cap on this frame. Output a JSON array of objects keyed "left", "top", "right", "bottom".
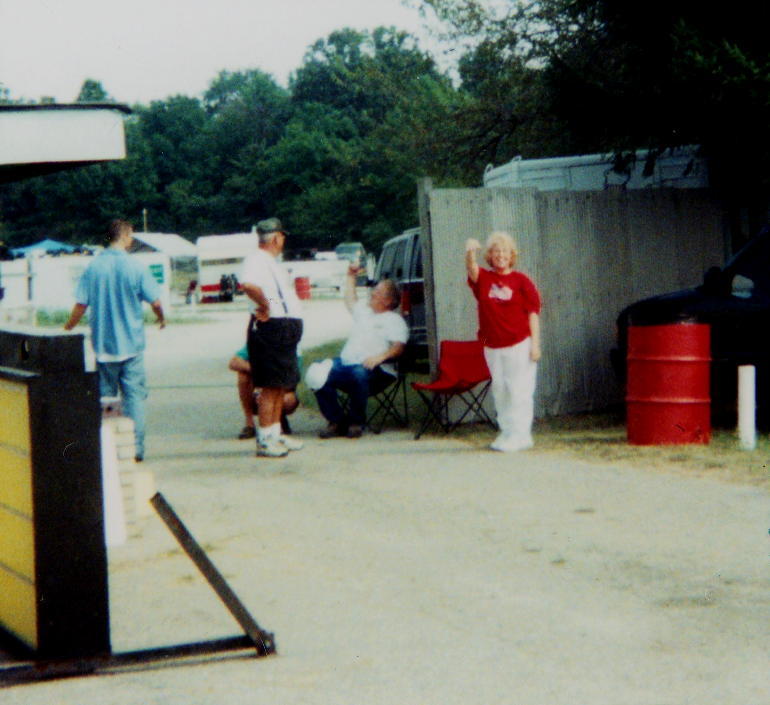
[{"left": 256, "top": 217, "right": 288, "bottom": 235}]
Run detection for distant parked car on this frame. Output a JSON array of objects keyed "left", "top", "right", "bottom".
[
  {"left": 612, "top": 226, "right": 770, "bottom": 425},
  {"left": 374, "top": 227, "right": 427, "bottom": 362},
  {"left": 335, "top": 241, "right": 367, "bottom": 268}
]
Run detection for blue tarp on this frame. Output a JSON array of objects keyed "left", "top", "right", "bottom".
[{"left": 11, "top": 238, "right": 77, "bottom": 256}]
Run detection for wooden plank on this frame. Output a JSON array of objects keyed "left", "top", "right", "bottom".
[
  {"left": 0, "top": 380, "right": 30, "bottom": 451},
  {"left": 0, "top": 565, "right": 37, "bottom": 649},
  {"left": 0, "top": 446, "right": 33, "bottom": 517},
  {"left": 0, "top": 507, "right": 35, "bottom": 579}
]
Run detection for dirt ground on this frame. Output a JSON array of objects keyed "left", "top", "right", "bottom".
[{"left": 2, "top": 300, "right": 768, "bottom": 704}]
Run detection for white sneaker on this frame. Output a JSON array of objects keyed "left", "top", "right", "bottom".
[
  {"left": 278, "top": 435, "right": 303, "bottom": 451},
  {"left": 490, "top": 435, "right": 533, "bottom": 452},
  {"left": 490, "top": 433, "right": 511, "bottom": 451},
  {"left": 257, "top": 439, "right": 289, "bottom": 458}
]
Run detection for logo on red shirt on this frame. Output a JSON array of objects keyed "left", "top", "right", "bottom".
[{"left": 488, "top": 283, "right": 513, "bottom": 301}]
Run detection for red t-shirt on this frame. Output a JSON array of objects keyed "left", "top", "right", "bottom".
[{"left": 468, "top": 268, "right": 541, "bottom": 348}]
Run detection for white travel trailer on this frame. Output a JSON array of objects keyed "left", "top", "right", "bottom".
[
  {"left": 483, "top": 146, "right": 709, "bottom": 191},
  {"left": 195, "top": 233, "right": 349, "bottom": 302},
  {"left": 195, "top": 233, "right": 258, "bottom": 301}
]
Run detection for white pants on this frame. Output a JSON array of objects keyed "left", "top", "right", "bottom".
[{"left": 484, "top": 338, "right": 537, "bottom": 445}]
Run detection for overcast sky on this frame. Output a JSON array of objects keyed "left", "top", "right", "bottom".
[{"left": 0, "top": 0, "right": 442, "bottom": 105}]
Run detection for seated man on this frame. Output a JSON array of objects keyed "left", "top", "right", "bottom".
[
  {"left": 314, "top": 264, "right": 408, "bottom": 438},
  {"left": 229, "top": 346, "right": 298, "bottom": 439}
]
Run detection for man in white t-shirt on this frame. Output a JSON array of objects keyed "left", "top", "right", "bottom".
[
  {"left": 240, "top": 217, "right": 304, "bottom": 458},
  {"left": 314, "top": 264, "right": 408, "bottom": 438}
]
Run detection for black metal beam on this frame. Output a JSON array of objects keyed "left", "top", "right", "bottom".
[
  {"left": 150, "top": 493, "right": 276, "bottom": 656},
  {"left": 0, "top": 636, "right": 255, "bottom": 686}
]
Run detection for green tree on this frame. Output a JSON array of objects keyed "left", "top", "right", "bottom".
[
  {"left": 131, "top": 95, "right": 211, "bottom": 232},
  {"left": 291, "top": 27, "right": 440, "bottom": 132},
  {"left": 225, "top": 103, "right": 359, "bottom": 247},
  {"left": 418, "top": 0, "right": 770, "bottom": 208},
  {"left": 200, "top": 70, "right": 291, "bottom": 232},
  {"left": 76, "top": 79, "right": 112, "bottom": 103},
  {"left": 446, "top": 41, "right": 568, "bottom": 175},
  {"left": 0, "top": 27, "right": 469, "bottom": 251},
  {"left": 203, "top": 69, "right": 290, "bottom": 155},
  {"left": 283, "top": 26, "right": 462, "bottom": 249}
]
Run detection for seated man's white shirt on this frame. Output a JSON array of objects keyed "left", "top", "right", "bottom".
[
  {"left": 340, "top": 301, "right": 408, "bottom": 376},
  {"left": 240, "top": 249, "right": 302, "bottom": 318}
]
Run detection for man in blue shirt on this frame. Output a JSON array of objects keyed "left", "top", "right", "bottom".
[{"left": 65, "top": 219, "right": 165, "bottom": 461}]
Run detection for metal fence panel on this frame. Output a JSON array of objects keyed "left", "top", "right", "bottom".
[{"left": 422, "top": 187, "right": 725, "bottom": 416}]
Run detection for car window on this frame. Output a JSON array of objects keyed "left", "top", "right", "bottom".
[
  {"left": 377, "top": 243, "right": 398, "bottom": 280},
  {"left": 392, "top": 240, "right": 407, "bottom": 280},
  {"left": 411, "top": 239, "right": 423, "bottom": 279}
]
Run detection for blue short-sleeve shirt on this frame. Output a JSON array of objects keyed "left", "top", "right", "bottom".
[{"left": 75, "top": 249, "right": 160, "bottom": 358}]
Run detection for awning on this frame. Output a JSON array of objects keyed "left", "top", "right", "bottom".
[{"left": 0, "top": 103, "right": 131, "bottom": 184}]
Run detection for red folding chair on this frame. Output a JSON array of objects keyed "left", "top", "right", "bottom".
[{"left": 411, "top": 340, "right": 497, "bottom": 439}]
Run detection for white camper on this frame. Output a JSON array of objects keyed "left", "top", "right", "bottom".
[
  {"left": 483, "top": 146, "right": 708, "bottom": 191},
  {"left": 195, "top": 233, "right": 258, "bottom": 302},
  {"left": 195, "top": 233, "right": 349, "bottom": 302}
]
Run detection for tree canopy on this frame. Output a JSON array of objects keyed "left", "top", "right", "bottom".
[
  {"left": 2, "top": 7, "right": 770, "bottom": 249},
  {"left": 419, "top": 0, "right": 770, "bottom": 213},
  {"left": 0, "top": 30, "right": 458, "bottom": 251}
]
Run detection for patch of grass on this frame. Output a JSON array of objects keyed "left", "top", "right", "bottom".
[
  {"left": 529, "top": 412, "right": 770, "bottom": 487},
  {"left": 35, "top": 309, "right": 72, "bottom": 327},
  {"left": 443, "top": 406, "right": 769, "bottom": 486},
  {"left": 536, "top": 410, "right": 623, "bottom": 433},
  {"left": 35, "top": 308, "right": 215, "bottom": 327},
  {"left": 296, "top": 341, "right": 770, "bottom": 488},
  {"left": 156, "top": 311, "right": 217, "bottom": 325}
]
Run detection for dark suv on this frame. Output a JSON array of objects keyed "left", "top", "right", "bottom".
[
  {"left": 612, "top": 226, "right": 770, "bottom": 425},
  {"left": 374, "top": 227, "right": 427, "bottom": 362}
]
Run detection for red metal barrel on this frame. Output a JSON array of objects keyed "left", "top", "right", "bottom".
[
  {"left": 626, "top": 323, "right": 711, "bottom": 445},
  {"left": 294, "top": 276, "right": 311, "bottom": 300}
]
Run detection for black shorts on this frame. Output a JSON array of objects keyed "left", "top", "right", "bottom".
[{"left": 247, "top": 317, "right": 303, "bottom": 389}]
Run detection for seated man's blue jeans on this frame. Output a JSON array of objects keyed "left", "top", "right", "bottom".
[
  {"left": 314, "top": 357, "right": 393, "bottom": 427},
  {"left": 98, "top": 353, "right": 148, "bottom": 459}
]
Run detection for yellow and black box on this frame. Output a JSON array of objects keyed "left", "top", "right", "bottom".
[{"left": 0, "top": 329, "right": 110, "bottom": 659}]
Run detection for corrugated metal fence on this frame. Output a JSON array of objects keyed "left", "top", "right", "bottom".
[{"left": 420, "top": 185, "right": 726, "bottom": 416}]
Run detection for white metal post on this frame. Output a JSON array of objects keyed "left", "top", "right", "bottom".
[{"left": 738, "top": 365, "right": 756, "bottom": 450}]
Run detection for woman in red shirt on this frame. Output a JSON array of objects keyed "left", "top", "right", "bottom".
[{"left": 466, "top": 232, "right": 542, "bottom": 452}]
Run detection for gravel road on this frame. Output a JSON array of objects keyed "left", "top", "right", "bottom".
[{"left": 1, "top": 299, "right": 768, "bottom": 704}]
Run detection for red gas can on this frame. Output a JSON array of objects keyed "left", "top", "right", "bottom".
[{"left": 294, "top": 276, "right": 311, "bottom": 300}]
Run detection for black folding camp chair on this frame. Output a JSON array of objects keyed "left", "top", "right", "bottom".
[{"left": 338, "top": 361, "right": 409, "bottom": 434}]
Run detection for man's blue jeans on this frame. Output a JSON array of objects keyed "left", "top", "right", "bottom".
[
  {"left": 98, "top": 353, "right": 147, "bottom": 459},
  {"left": 314, "top": 357, "right": 393, "bottom": 427}
]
